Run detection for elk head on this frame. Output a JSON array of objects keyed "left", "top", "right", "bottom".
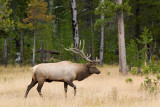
[
  {"left": 87, "top": 62, "right": 100, "bottom": 74},
  {"left": 65, "top": 40, "right": 101, "bottom": 74}
]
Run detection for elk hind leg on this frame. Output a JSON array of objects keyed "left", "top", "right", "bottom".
[{"left": 25, "top": 79, "right": 37, "bottom": 98}]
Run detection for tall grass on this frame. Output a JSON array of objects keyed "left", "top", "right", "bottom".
[{"left": 0, "top": 65, "right": 160, "bottom": 107}]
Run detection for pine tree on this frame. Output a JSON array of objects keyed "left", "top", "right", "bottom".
[
  {"left": 137, "top": 27, "right": 153, "bottom": 66},
  {"left": 21, "top": 0, "right": 54, "bottom": 66},
  {"left": 0, "top": 0, "right": 14, "bottom": 67}
]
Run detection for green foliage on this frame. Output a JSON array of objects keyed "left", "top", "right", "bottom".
[
  {"left": 125, "top": 78, "right": 133, "bottom": 83},
  {"left": 1, "top": 0, "right": 160, "bottom": 66},
  {"left": 19, "top": 0, "right": 54, "bottom": 30},
  {"left": 140, "top": 76, "right": 159, "bottom": 94},
  {"left": 137, "top": 27, "right": 153, "bottom": 66},
  {"left": 4, "top": 77, "right": 7, "bottom": 82},
  {"left": 148, "top": 62, "right": 160, "bottom": 74},
  {"left": 141, "top": 65, "right": 150, "bottom": 75},
  {"left": 106, "top": 72, "right": 111, "bottom": 76},
  {"left": 137, "top": 27, "right": 153, "bottom": 45},
  {"left": 94, "top": 18, "right": 113, "bottom": 30},
  {"left": 126, "top": 39, "right": 138, "bottom": 66},
  {"left": 0, "top": 0, "right": 14, "bottom": 33},
  {"left": 95, "top": 0, "right": 115, "bottom": 16},
  {"left": 95, "top": 0, "right": 131, "bottom": 16},
  {"left": 129, "top": 62, "right": 160, "bottom": 76},
  {"left": 156, "top": 74, "right": 160, "bottom": 80},
  {"left": 130, "top": 68, "right": 138, "bottom": 75}
]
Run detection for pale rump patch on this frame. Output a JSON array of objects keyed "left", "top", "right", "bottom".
[{"left": 32, "top": 65, "right": 38, "bottom": 81}]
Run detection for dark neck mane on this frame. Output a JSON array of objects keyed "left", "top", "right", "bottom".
[{"left": 75, "top": 64, "right": 91, "bottom": 81}]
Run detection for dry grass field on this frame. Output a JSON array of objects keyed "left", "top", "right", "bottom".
[{"left": 0, "top": 65, "right": 160, "bottom": 107}]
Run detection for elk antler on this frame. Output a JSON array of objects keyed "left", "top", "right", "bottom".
[{"left": 65, "top": 40, "right": 100, "bottom": 63}]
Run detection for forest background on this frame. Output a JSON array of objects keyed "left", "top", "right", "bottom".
[{"left": 1, "top": 0, "right": 160, "bottom": 74}]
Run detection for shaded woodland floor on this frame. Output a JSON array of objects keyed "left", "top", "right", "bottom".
[{"left": 0, "top": 65, "right": 160, "bottom": 107}]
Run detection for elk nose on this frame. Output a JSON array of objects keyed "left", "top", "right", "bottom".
[{"left": 96, "top": 71, "right": 100, "bottom": 74}]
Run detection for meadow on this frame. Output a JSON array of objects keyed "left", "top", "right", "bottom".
[{"left": 0, "top": 65, "right": 160, "bottom": 107}]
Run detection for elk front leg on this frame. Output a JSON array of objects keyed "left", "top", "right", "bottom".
[
  {"left": 67, "top": 82, "right": 76, "bottom": 96},
  {"left": 64, "top": 82, "right": 68, "bottom": 98}
]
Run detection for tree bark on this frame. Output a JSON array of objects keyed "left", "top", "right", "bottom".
[
  {"left": 58, "top": 18, "right": 62, "bottom": 60},
  {"left": 20, "top": 28, "right": 24, "bottom": 66},
  {"left": 40, "top": 34, "right": 43, "bottom": 62},
  {"left": 70, "top": 0, "right": 79, "bottom": 46},
  {"left": 99, "top": 0, "right": 104, "bottom": 66},
  {"left": 4, "top": 38, "right": 8, "bottom": 67},
  {"left": 70, "top": 0, "right": 79, "bottom": 61},
  {"left": 32, "top": 30, "right": 36, "bottom": 67},
  {"left": 89, "top": 0, "right": 95, "bottom": 59},
  {"left": 57, "top": 0, "right": 62, "bottom": 60},
  {"left": 117, "top": 0, "right": 127, "bottom": 74},
  {"left": 145, "top": 44, "right": 147, "bottom": 66},
  {"left": 90, "top": 15, "right": 95, "bottom": 59},
  {"left": 45, "top": 34, "right": 47, "bottom": 62}
]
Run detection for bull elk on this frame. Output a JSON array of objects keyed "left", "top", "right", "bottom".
[{"left": 24, "top": 40, "right": 100, "bottom": 98}]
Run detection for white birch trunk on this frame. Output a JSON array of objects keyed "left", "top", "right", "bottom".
[
  {"left": 71, "top": 0, "right": 79, "bottom": 45},
  {"left": 117, "top": 0, "right": 127, "bottom": 74},
  {"left": 99, "top": 0, "right": 104, "bottom": 66}
]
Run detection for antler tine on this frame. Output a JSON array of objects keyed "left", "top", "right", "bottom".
[
  {"left": 82, "top": 40, "right": 85, "bottom": 52},
  {"left": 71, "top": 43, "right": 73, "bottom": 48},
  {"left": 95, "top": 57, "right": 100, "bottom": 62},
  {"left": 79, "top": 40, "right": 81, "bottom": 49},
  {"left": 79, "top": 40, "right": 92, "bottom": 62},
  {"left": 65, "top": 40, "right": 100, "bottom": 62},
  {"left": 88, "top": 54, "right": 91, "bottom": 58},
  {"left": 86, "top": 54, "right": 91, "bottom": 58},
  {"left": 75, "top": 43, "right": 77, "bottom": 48}
]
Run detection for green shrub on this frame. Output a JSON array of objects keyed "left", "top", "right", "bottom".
[
  {"left": 141, "top": 66, "right": 150, "bottom": 75},
  {"left": 130, "top": 68, "right": 137, "bottom": 75},
  {"left": 106, "top": 72, "right": 111, "bottom": 76},
  {"left": 140, "top": 76, "right": 159, "bottom": 94},
  {"left": 125, "top": 78, "right": 133, "bottom": 83}
]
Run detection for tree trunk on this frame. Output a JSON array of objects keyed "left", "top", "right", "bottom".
[
  {"left": 4, "top": 38, "right": 8, "bottom": 67},
  {"left": 89, "top": 0, "right": 95, "bottom": 59},
  {"left": 20, "top": 28, "right": 24, "bottom": 66},
  {"left": 117, "top": 0, "right": 127, "bottom": 74},
  {"left": 57, "top": 14, "right": 62, "bottom": 60},
  {"left": 145, "top": 44, "right": 147, "bottom": 66},
  {"left": 9, "top": 31, "right": 14, "bottom": 65},
  {"left": 90, "top": 15, "right": 95, "bottom": 59},
  {"left": 45, "top": 35, "right": 47, "bottom": 62},
  {"left": 99, "top": 0, "right": 104, "bottom": 66},
  {"left": 40, "top": 35, "right": 43, "bottom": 62},
  {"left": 70, "top": 0, "right": 79, "bottom": 61},
  {"left": 57, "top": 0, "right": 62, "bottom": 60},
  {"left": 70, "top": 0, "right": 79, "bottom": 46},
  {"left": 32, "top": 30, "right": 36, "bottom": 67}
]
